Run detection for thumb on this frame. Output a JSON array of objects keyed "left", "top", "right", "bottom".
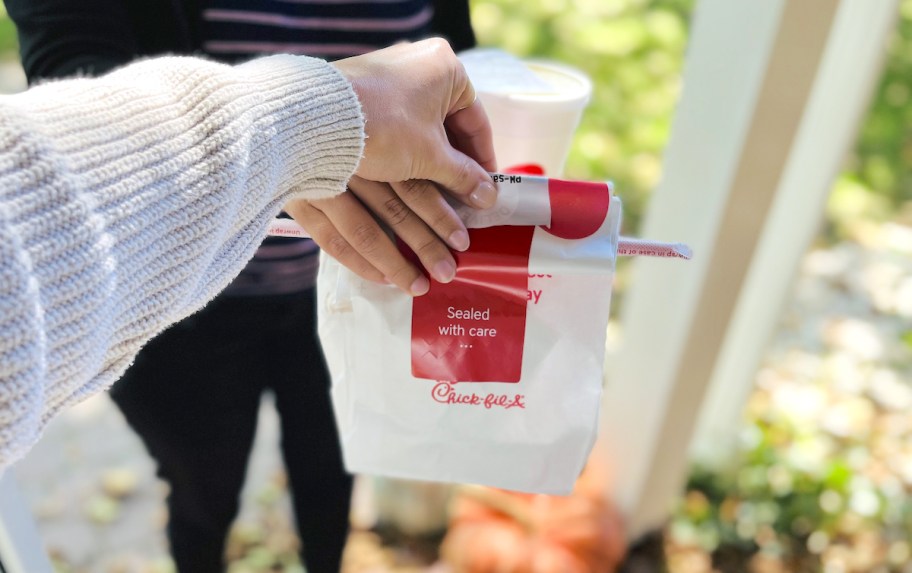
[{"left": 429, "top": 146, "right": 498, "bottom": 209}]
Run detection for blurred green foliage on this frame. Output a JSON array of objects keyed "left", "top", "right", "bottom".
[
  {"left": 678, "top": 423, "right": 912, "bottom": 572},
  {"left": 827, "top": 0, "right": 912, "bottom": 237},
  {"left": 834, "top": 0, "right": 912, "bottom": 212},
  {"left": 0, "top": 3, "right": 17, "bottom": 55}
]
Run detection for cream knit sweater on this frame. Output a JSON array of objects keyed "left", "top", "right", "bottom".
[{"left": 0, "top": 54, "right": 364, "bottom": 469}]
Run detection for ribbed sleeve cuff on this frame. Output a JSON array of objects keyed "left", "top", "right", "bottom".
[{"left": 236, "top": 55, "right": 365, "bottom": 201}]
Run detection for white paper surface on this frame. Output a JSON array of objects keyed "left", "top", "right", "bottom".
[{"left": 318, "top": 192, "right": 622, "bottom": 494}]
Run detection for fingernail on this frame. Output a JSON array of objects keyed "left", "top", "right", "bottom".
[
  {"left": 432, "top": 260, "right": 456, "bottom": 284},
  {"left": 410, "top": 276, "right": 430, "bottom": 296},
  {"left": 448, "top": 230, "right": 470, "bottom": 251},
  {"left": 470, "top": 182, "right": 497, "bottom": 209}
]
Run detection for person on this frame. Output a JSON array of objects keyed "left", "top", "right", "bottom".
[
  {"left": 0, "top": 37, "right": 494, "bottom": 568},
  {"left": 6, "top": 2, "right": 491, "bottom": 572}
]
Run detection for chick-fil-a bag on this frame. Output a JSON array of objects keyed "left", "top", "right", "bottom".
[{"left": 318, "top": 174, "right": 620, "bottom": 495}]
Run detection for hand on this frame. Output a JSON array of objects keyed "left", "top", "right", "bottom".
[
  {"left": 333, "top": 38, "right": 498, "bottom": 206},
  {"left": 302, "top": 38, "right": 498, "bottom": 295},
  {"left": 285, "top": 175, "right": 469, "bottom": 296}
]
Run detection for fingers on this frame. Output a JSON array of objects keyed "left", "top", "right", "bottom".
[
  {"left": 351, "top": 177, "right": 462, "bottom": 281},
  {"left": 384, "top": 178, "right": 469, "bottom": 251},
  {"left": 284, "top": 196, "right": 430, "bottom": 297},
  {"left": 446, "top": 99, "right": 498, "bottom": 173},
  {"left": 286, "top": 174, "right": 471, "bottom": 298},
  {"left": 427, "top": 145, "right": 498, "bottom": 210},
  {"left": 428, "top": 80, "right": 498, "bottom": 208},
  {"left": 449, "top": 61, "right": 477, "bottom": 114},
  {"left": 284, "top": 198, "right": 385, "bottom": 284}
]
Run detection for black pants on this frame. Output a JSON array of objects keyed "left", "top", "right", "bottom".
[{"left": 110, "top": 290, "right": 352, "bottom": 573}]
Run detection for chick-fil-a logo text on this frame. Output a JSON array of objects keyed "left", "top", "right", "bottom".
[{"left": 431, "top": 382, "right": 526, "bottom": 410}]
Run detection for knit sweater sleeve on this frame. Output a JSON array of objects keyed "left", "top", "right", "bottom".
[{"left": 0, "top": 54, "right": 364, "bottom": 469}]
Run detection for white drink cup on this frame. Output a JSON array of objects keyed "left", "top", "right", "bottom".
[{"left": 477, "top": 60, "right": 592, "bottom": 177}]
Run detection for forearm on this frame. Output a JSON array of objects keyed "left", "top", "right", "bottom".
[{"left": 0, "top": 54, "right": 363, "bottom": 468}]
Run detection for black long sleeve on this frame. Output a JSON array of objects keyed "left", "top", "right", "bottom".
[
  {"left": 432, "top": 0, "right": 476, "bottom": 52},
  {"left": 8, "top": 0, "right": 474, "bottom": 83},
  {"left": 6, "top": 0, "right": 199, "bottom": 83},
  {"left": 5, "top": 0, "right": 139, "bottom": 82}
]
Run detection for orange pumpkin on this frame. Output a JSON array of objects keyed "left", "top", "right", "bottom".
[{"left": 441, "top": 459, "right": 627, "bottom": 573}]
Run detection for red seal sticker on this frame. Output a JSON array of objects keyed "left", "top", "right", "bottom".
[
  {"left": 407, "top": 225, "right": 535, "bottom": 383},
  {"left": 405, "top": 174, "right": 611, "bottom": 384}
]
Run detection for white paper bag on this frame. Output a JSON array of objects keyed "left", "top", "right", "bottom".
[{"left": 318, "top": 174, "right": 621, "bottom": 495}]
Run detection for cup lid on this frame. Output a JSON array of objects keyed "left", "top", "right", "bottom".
[
  {"left": 506, "top": 61, "right": 592, "bottom": 108},
  {"left": 478, "top": 60, "right": 591, "bottom": 113}
]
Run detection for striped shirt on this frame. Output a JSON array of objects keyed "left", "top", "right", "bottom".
[{"left": 202, "top": 0, "right": 434, "bottom": 295}]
